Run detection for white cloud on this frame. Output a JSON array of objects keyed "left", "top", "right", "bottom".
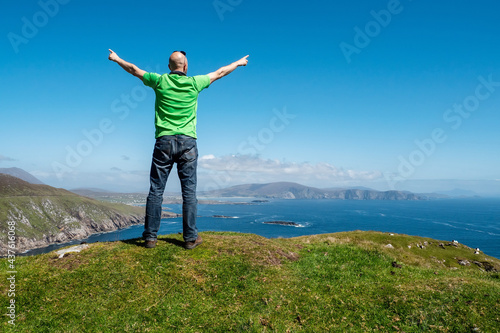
[
  {"left": 29, "top": 155, "right": 385, "bottom": 193},
  {"left": 200, "top": 154, "right": 216, "bottom": 160},
  {"left": 30, "top": 170, "right": 52, "bottom": 178},
  {"left": 198, "top": 155, "right": 382, "bottom": 189},
  {"left": 33, "top": 168, "right": 150, "bottom": 192},
  {"left": 0, "top": 155, "right": 16, "bottom": 163}
]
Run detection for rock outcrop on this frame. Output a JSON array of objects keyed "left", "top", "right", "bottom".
[
  {"left": 0, "top": 174, "right": 145, "bottom": 255},
  {"left": 1, "top": 198, "right": 144, "bottom": 256}
]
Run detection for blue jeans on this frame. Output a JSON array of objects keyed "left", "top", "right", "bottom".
[{"left": 143, "top": 135, "right": 198, "bottom": 242}]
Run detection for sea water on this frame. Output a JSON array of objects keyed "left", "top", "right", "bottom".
[{"left": 23, "top": 199, "right": 500, "bottom": 259}]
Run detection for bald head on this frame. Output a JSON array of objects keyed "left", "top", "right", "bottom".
[{"left": 169, "top": 51, "right": 188, "bottom": 73}]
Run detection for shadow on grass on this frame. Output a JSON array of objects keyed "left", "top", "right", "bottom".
[
  {"left": 120, "top": 238, "right": 143, "bottom": 247},
  {"left": 160, "top": 237, "right": 185, "bottom": 247},
  {"left": 120, "top": 236, "right": 185, "bottom": 248}
]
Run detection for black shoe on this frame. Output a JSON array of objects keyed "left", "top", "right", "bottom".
[
  {"left": 184, "top": 236, "right": 203, "bottom": 250},
  {"left": 145, "top": 239, "right": 157, "bottom": 248}
]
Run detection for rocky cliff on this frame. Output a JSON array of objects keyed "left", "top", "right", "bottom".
[{"left": 0, "top": 174, "right": 145, "bottom": 255}]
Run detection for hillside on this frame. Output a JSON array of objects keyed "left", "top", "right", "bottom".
[
  {"left": 0, "top": 167, "right": 44, "bottom": 185},
  {"left": 203, "top": 182, "right": 427, "bottom": 200},
  {"left": 1, "top": 231, "right": 498, "bottom": 332},
  {"left": 0, "top": 174, "right": 145, "bottom": 255}
]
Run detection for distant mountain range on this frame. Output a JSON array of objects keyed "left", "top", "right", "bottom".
[
  {"left": 0, "top": 174, "right": 145, "bottom": 255},
  {"left": 0, "top": 167, "right": 44, "bottom": 185},
  {"left": 74, "top": 181, "right": 444, "bottom": 201},
  {"left": 201, "top": 182, "right": 439, "bottom": 200}
]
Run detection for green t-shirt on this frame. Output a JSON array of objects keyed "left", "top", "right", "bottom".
[{"left": 143, "top": 72, "right": 211, "bottom": 139}]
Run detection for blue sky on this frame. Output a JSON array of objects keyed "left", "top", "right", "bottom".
[{"left": 1, "top": 0, "right": 500, "bottom": 195}]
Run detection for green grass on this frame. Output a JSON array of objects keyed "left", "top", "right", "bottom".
[{"left": 1, "top": 231, "right": 499, "bottom": 332}]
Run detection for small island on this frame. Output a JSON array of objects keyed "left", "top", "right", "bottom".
[
  {"left": 263, "top": 221, "right": 301, "bottom": 226},
  {"left": 161, "top": 211, "right": 181, "bottom": 219}
]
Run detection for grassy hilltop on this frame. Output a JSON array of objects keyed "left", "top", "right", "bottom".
[{"left": 1, "top": 231, "right": 499, "bottom": 332}]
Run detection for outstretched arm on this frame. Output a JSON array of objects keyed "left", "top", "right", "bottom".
[
  {"left": 207, "top": 55, "right": 249, "bottom": 84},
  {"left": 108, "top": 49, "right": 146, "bottom": 81}
]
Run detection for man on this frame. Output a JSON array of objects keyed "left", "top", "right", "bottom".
[{"left": 108, "top": 49, "right": 249, "bottom": 249}]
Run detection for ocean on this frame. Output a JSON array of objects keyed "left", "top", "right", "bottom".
[{"left": 23, "top": 198, "right": 500, "bottom": 259}]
